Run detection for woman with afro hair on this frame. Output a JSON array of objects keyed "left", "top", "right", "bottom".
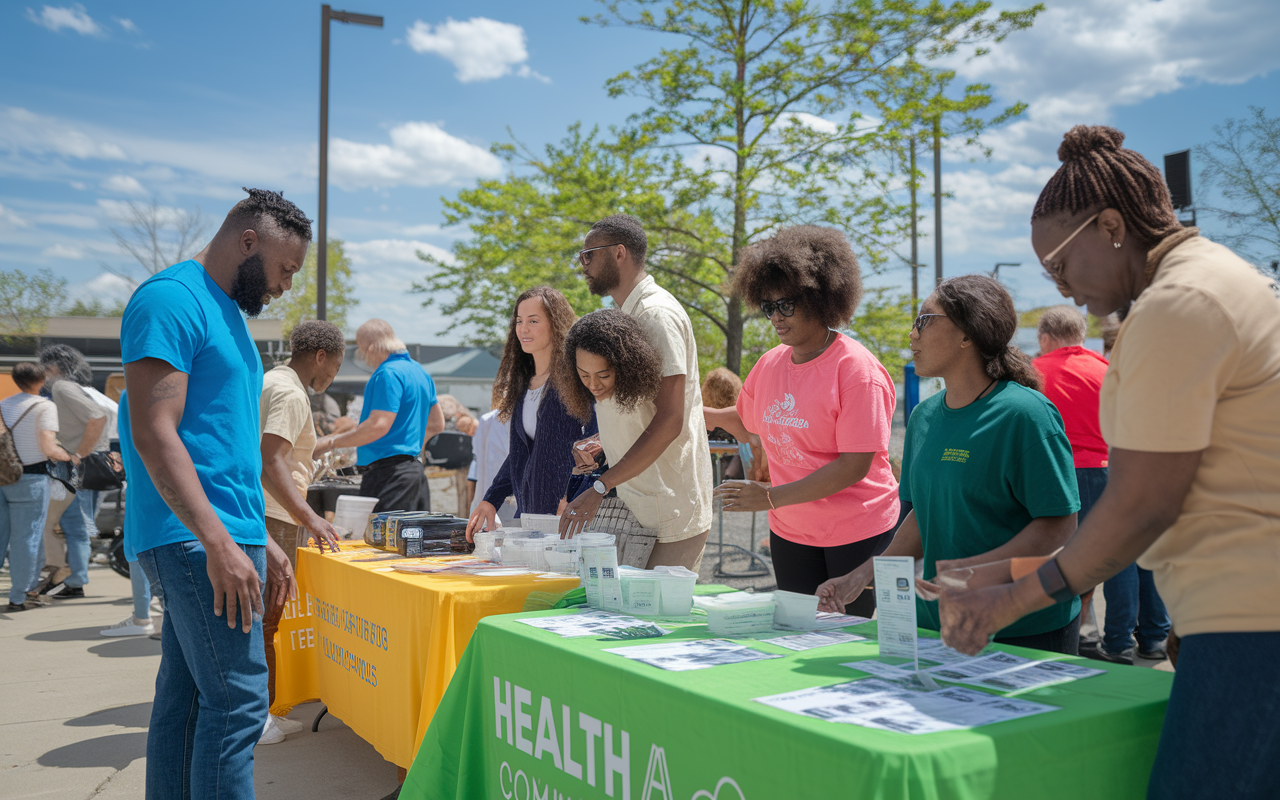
[{"left": 704, "top": 226, "right": 900, "bottom": 615}]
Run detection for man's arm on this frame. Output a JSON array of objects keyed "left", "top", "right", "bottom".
[
  {"left": 260, "top": 433, "right": 340, "bottom": 552},
  {"left": 125, "top": 357, "right": 263, "bottom": 632},
  {"left": 423, "top": 402, "right": 446, "bottom": 444},
  {"left": 318, "top": 410, "right": 395, "bottom": 453},
  {"left": 560, "top": 374, "right": 685, "bottom": 536},
  {"left": 73, "top": 416, "right": 107, "bottom": 458}
]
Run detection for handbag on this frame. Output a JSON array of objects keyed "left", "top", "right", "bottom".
[
  {"left": 0, "top": 402, "right": 42, "bottom": 486},
  {"left": 81, "top": 450, "right": 126, "bottom": 491}
]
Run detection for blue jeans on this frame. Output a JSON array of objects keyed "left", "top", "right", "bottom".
[
  {"left": 0, "top": 474, "right": 50, "bottom": 603},
  {"left": 130, "top": 559, "right": 157, "bottom": 620},
  {"left": 57, "top": 488, "right": 97, "bottom": 588},
  {"left": 137, "top": 540, "right": 268, "bottom": 800},
  {"left": 1103, "top": 563, "right": 1171, "bottom": 652},
  {"left": 1074, "top": 467, "right": 1108, "bottom": 521},
  {"left": 1147, "top": 631, "right": 1280, "bottom": 798}
]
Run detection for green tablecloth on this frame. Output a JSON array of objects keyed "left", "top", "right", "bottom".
[{"left": 404, "top": 611, "right": 1172, "bottom": 800}]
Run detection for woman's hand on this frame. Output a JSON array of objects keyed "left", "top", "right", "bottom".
[
  {"left": 571, "top": 435, "right": 603, "bottom": 473},
  {"left": 466, "top": 500, "right": 499, "bottom": 542},
  {"left": 816, "top": 567, "right": 872, "bottom": 613},
  {"left": 559, "top": 488, "right": 604, "bottom": 539},
  {"left": 713, "top": 480, "right": 774, "bottom": 512},
  {"left": 936, "top": 583, "right": 1023, "bottom": 655}
]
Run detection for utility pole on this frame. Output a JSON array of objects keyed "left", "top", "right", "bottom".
[
  {"left": 318, "top": 5, "right": 382, "bottom": 320},
  {"left": 909, "top": 136, "right": 919, "bottom": 316},
  {"left": 932, "top": 117, "right": 943, "bottom": 287}
]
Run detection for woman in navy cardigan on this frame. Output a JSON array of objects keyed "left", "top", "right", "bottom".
[{"left": 466, "top": 286, "right": 597, "bottom": 539}]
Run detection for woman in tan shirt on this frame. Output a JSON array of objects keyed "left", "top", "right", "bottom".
[{"left": 934, "top": 125, "right": 1280, "bottom": 799}]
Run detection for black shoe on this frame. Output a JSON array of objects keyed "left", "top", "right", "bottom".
[
  {"left": 7, "top": 601, "right": 29, "bottom": 612},
  {"left": 48, "top": 585, "right": 85, "bottom": 599},
  {"left": 1138, "top": 640, "right": 1168, "bottom": 661},
  {"left": 1094, "top": 646, "right": 1135, "bottom": 666},
  {"left": 1078, "top": 638, "right": 1101, "bottom": 658}
]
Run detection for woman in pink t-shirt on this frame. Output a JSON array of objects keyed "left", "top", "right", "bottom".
[{"left": 705, "top": 226, "right": 901, "bottom": 615}]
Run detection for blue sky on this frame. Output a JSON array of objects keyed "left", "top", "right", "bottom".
[{"left": 3, "top": 0, "right": 1278, "bottom": 344}]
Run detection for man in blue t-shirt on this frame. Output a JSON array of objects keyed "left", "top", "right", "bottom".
[
  {"left": 120, "top": 188, "right": 311, "bottom": 799},
  {"left": 318, "top": 319, "right": 443, "bottom": 512}
]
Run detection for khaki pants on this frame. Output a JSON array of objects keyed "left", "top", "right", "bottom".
[
  {"left": 262, "top": 516, "right": 301, "bottom": 707},
  {"left": 646, "top": 529, "right": 709, "bottom": 573},
  {"left": 42, "top": 493, "right": 75, "bottom": 575}
]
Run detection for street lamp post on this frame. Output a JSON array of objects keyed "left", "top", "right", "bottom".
[
  {"left": 318, "top": 4, "right": 382, "bottom": 321},
  {"left": 992, "top": 262, "right": 1021, "bottom": 281}
]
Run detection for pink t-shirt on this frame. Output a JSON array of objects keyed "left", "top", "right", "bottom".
[{"left": 737, "top": 335, "right": 900, "bottom": 547}]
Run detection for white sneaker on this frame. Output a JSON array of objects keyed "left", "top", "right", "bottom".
[
  {"left": 101, "top": 617, "right": 155, "bottom": 637},
  {"left": 272, "top": 714, "right": 305, "bottom": 735},
  {"left": 258, "top": 715, "right": 286, "bottom": 745}
]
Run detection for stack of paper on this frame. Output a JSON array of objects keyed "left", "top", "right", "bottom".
[
  {"left": 603, "top": 639, "right": 782, "bottom": 671},
  {"left": 755, "top": 678, "right": 1058, "bottom": 734},
  {"left": 761, "top": 631, "right": 867, "bottom": 652},
  {"left": 517, "top": 610, "right": 669, "bottom": 639}
]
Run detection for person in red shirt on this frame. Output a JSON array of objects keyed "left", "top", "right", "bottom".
[{"left": 1034, "top": 306, "right": 1169, "bottom": 665}]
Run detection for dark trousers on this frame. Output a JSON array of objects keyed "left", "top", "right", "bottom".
[
  {"left": 1147, "top": 631, "right": 1280, "bottom": 799},
  {"left": 359, "top": 455, "right": 430, "bottom": 513},
  {"left": 995, "top": 614, "right": 1081, "bottom": 656},
  {"left": 770, "top": 505, "right": 903, "bottom": 618}
]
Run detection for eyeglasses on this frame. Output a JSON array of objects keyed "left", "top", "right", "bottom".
[
  {"left": 1039, "top": 212, "right": 1099, "bottom": 283},
  {"left": 578, "top": 243, "right": 622, "bottom": 266},
  {"left": 760, "top": 298, "right": 797, "bottom": 318},
  {"left": 912, "top": 313, "right": 946, "bottom": 333}
]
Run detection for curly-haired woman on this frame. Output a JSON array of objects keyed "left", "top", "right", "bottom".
[
  {"left": 704, "top": 226, "right": 900, "bottom": 614},
  {"left": 559, "top": 309, "right": 700, "bottom": 566},
  {"left": 818, "top": 274, "right": 1083, "bottom": 654},
  {"left": 935, "top": 125, "right": 1280, "bottom": 798},
  {"left": 466, "top": 287, "right": 597, "bottom": 539}
]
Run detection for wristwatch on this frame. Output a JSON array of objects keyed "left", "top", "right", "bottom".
[
  {"left": 592, "top": 478, "right": 608, "bottom": 495},
  {"left": 1036, "top": 557, "right": 1075, "bottom": 604}
]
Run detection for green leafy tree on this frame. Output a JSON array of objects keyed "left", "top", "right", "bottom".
[
  {"left": 848, "top": 288, "right": 914, "bottom": 380},
  {"left": 421, "top": 0, "right": 1039, "bottom": 373},
  {"left": 1196, "top": 106, "right": 1280, "bottom": 271},
  {"left": 0, "top": 268, "right": 67, "bottom": 341},
  {"left": 63, "top": 297, "right": 128, "bottom": 317},
  {"left": 588, "top": 0, "right": 1040, "bottom": 371},
  {"left": 264, "top": 239, "right": 358, "bottom": 336}
]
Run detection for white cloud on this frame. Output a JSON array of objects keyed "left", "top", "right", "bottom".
[
  {"left": 26, "top": 4, "right": 100, "bottom": 36},
  {"left": 345, "top": 238, "right": 453, "bottom": 267},
  {"left": 116, "top": 17, "right": 138, "bottom": 34},
  {"left": 42, "top": 242, "right": 86, "bottom": 259},
  {"left": 1, "top": 107, "right": 127, "bottom": 161},
  {"left": 82, "top": 272, "right": 133, "bottom": 297},
  {"left": 329, "top": 122, "right": 503, "bottom": 190},
  {"left": 102, "top": 174, "right": 145, "bottom": 195},
  {"left": 405, "top": 17, "right": 548, "bottom": 83},
  {"left": 778, "top": 112, "right": 839, "bottom": 135},
  {"left": 0, "top": 204, "right": 31, "bottom": 229}
]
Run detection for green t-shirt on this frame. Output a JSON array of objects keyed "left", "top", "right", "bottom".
[{"left": 901, "top": 381, "right": 1081, "bottom": 639}]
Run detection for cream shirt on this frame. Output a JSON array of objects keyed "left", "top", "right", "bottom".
[
  {"left": 259, "top": 365, "right": 318, "bottom": 525},
  {"left": 1100, "top": 236, "right": 1280, "bottom": 636},
  {"left": 598, "top": 275, "right": 712, "bottom": 542}
]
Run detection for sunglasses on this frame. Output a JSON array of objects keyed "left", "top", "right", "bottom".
[
  {"left": 760, "top": 298, "right": 797, "bottom": 318},
  {"left": 912, "top": 313, "right": 946, "bottom": 333},
  {"left": 577, "top": 243, "right": 622, "bottom": 267}
]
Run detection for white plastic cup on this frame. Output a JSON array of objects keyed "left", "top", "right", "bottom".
[
  {"left": 773, "top": 590, "right": 820, "bottom": 630},
  {"left": 334, "top": 495, "right": 379, "bottom": 538}
]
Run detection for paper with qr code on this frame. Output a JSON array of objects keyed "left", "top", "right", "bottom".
[{"left": 873, "top": 557, "right": 919, "bottom": 666}]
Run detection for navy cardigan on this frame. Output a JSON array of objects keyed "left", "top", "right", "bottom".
[{"left": 483, "top": 382, "right": 597, "bottom": 518}]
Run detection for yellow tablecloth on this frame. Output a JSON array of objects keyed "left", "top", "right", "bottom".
[{"left": 271, "top": 544, "right": 580, "bottom": 768}]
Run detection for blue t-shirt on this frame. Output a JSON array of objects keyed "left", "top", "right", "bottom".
[
  {"left": 119, "top": 260, "right": 266, "bottom": 560},
  {"left": 357, "top": 351, "right": 438, "bottom": 465}
]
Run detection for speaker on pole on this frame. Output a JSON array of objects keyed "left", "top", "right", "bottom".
[{"left": 1164, "top": 150, "right": 1195, "bottom": 226}]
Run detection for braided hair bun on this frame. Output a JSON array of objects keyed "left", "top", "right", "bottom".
[{"left": 1057, "top": 125, "right": 1125, "bottom": 162}]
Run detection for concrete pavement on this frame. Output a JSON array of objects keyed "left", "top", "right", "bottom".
[{"left": 0, "top": 565, "right": 400, "bottom": 799}]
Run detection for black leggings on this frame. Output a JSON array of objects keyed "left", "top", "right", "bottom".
[
  {"left": 770, "top": 528, "right": 894, "bottom": 618},
  {"left": 994, "top": 612, "right": 1082, "bottom": 656}
]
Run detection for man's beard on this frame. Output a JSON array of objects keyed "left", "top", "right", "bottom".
[
  {"left": 230, "top": 254, "right": 269, "bottom": 317},
  {"left": 586, "top": 257, "right": 620, "bottom": 297}
]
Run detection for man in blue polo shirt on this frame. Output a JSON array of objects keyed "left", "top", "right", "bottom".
[
  {"left": 317, "top": 318, "right": 444, "bottom": 512},
  {"left": 121, "top": 188, "right": 309, "bottom": 799}
]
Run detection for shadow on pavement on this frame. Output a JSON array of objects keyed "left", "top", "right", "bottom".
[
  {"left": 26, "top": 625, "right": 119, "bottom": 642},
  {"left": 38, "top": 731, "right": 148, "bottom": 770},
  {"left": 65, "top": 703, "right": 152, "bottom": 730},
  {"left": 88, "top": 637, "right": 162, "bottom": 658}
]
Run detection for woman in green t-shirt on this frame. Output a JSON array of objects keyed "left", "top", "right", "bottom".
[{"left": 818, "top": 275, "right": 1082, "bottom": 654}]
